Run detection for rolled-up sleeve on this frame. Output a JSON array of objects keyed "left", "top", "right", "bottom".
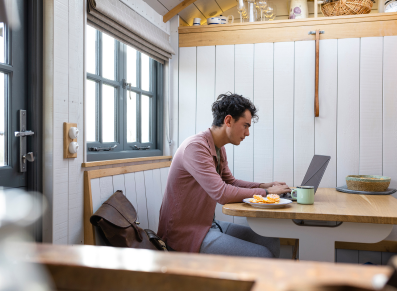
[{"left": 183, "top": 143, "right": 267, "bottom": 205}]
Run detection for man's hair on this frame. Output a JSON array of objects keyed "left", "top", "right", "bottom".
[{"left": 211, "top": 92, "right": 258, "bottom": 127}]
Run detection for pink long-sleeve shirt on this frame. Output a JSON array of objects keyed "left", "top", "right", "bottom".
[{"left": 157, "top": 128, "right": 267, "bottom": 253}]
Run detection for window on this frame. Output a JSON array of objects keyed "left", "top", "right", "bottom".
[{"left": 86, "top": 26, "right": 163, "bottom": 161}]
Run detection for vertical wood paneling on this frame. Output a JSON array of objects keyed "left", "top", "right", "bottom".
[
  {"left": 383, "top": 36, "right": 397, "bottom": 189},
  {"left": 234, "top": 44, "right": 254, "bottom": 182},
  {"left": 124, "top": 173, "right": 138, "bottom": 207},
  {"left": 215, "top": 45, "right": 235, "bottom": 175},
  {"left": 159, "top": 167, "right": 170, "bottom": 196},
  {"left": 253, "top": 43, "right": 274, "bottom": 184},
  {"left": 178, "top": 47, "right": 197, "bottom": 146},
  {"left": 358, "top": 251, "right": 382, "bottom": 265},
  {"left": 336, "top": 249, "right": 359, "bottom": 264},
  {"left": 134, "top": 171, "right": 149, "bottom": 229},
  {"left": 315, "top": 39, "right": 338, "bottom": 188},
  {"left": 99, "top": 176, "right": 114, "bottom": 203},
  {"left": 381, "top": 252, "right": 396, "bottom": 265},
  {"left": 337, "top": 38, "right": 360, "bottom": 186},
  {"left": 144, "top": 170, "right": 159, "bottom": 232},
  {"left": 112, "top": 174, "right": 126, "bottom": 194},
  {"left": 152, "top": 169, "right": 164, "bottom": 232},
  {"left": 294, "top": 40, "right": 315, "bottom": 186},
  {"left": 196, "top": 46, "right": 215, "bottom": 133},
  {"left": 274, "top": 42, "right": 295, "bottom": 187},
  {"left": 360, "top": 37, "right": 383, "bottom": 175},
  {"left": 90, "top": 178, "right": 101, "bottom": 213}
]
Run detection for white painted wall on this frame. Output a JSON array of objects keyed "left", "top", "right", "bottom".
[
  {"left": 43, "top": 0, "right": 176, "bottom": 245},
  {"left": 177, "top": 37, "right": 397, "bottom": 263}
]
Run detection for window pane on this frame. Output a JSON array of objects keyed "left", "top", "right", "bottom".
[
  {"left": 0, "top": 23, "right": 4, "bottom": 63},
  {"left": 127, "top": 91, "right": 137, "bottom": 143},
  {"left": 102, "top": 84, "right": 116, "bottom": 142},
  {"left": 141, "top": 95, "right": 150, "bottom": 143},
  {"left": 102, "top": 33, "right": 115, "bottom": 80},
  {"left": 141, "top": 53, "right": 150, "bottom": 91},
  {"left": 86, "top": 79, "right": 97, "bottom": 142},
  {"left": 87, "top": 25, "right": 96, "bottom": 74},
  {"left": 127, "top": 46, "right": 137, "bottom": 87},
  {"left": 0, "top": 73, "right": 5, "bottom": 166}
]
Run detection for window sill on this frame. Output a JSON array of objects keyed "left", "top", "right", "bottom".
[{"left": 84, "top": 150, "right": 171, "bottom": 167}]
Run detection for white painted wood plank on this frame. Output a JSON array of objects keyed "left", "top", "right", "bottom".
[
  {"left": 336, "top": 249, "right": 359, "bottom": 264},
  {"left": 144, "top": 170, "right": 158, "bottom": 232},
  {"left": 196, "top": 46, "right": 215, "bottom": 133},
  {"left": 279, "top": 245, "right": 293, "bottom": 260},
  {"left": 124, "top": 172, "right": 138, "bottom": 208},
  {"left": 194, "top": 0, "right": 222, "bottom": 19},
  {"left": 294, "top": 40, "right": 315, "bottom": 186},
  {"left": 152, "top": 169, "right": 164, "bottom": 233},
  {"left": 99, "top": 176, "right": 114, "bottom": 204},
  {"left": 90, "top": 178, "right": 101, "bottom": 214},
  {"left": 337, "top": 38, "right": 360, "bottom": 186},
  {"left": 178, "top": 47, "right": 197, "bottom": 146},
  {"left": 215, "top": 45, "right": 235, "bottom": 175},
  {"left": 360, "top": 37, "right": 383, "bottom": 175},
  {"left": 169, "top": 16, "right": 179, "bottom": 156},
  {"left": 215, "top": 203, "right": 234, "bottom": 223},
  {"left": 383, "top": 36, "right": 397, "bottom": 189},
  {"left": 381, "top": 252, "right": 397, "bottom": 265},
  {"left": 274, "top": 42, "right": 295, "bottom": 187},
  {"left": 253, "top": 43, "right": 274, "bottom": 184},
  {"left": 358, "top": 251, "right": 382, "bottom": 265},
  {"left": 234, "top": 44, "right": 254, "bottom": 182},
  {"left": 159, "top": 167, "right": 170, "bottom": 196},
  {"left": 134, "top": 171, "right": 149, "bottom": 229},
  {"left": 233, "top": 216, "right": 248, "bottom": 226},
  {"left": 178, "top": 4, "right": 205, "bottom": 26},
  {"left": 315, "top": 39, "right": 338, "bottom": 188},
  {"left": 112, "top": 174, "right": 126, "bottom": 194}
]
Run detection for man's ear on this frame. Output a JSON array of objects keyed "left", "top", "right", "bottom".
[{"left": 224, "top": 115, "right": 233, "bottom": 127}]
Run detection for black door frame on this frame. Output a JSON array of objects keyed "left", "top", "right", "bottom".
[{"left": 27, "top": 0, "right": 43, "bottom": 242}]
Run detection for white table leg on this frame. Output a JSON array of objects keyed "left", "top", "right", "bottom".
[{"left": 247, "top": 218, "right": 393, "bottom": 262}]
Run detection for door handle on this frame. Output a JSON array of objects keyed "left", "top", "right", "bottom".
[
  {"left": 15, "top": 110, "right": 35, "bottom": 172},
  {"left": 15, "top": 130, "right": 34, "bottom": 137},
  {"left": 22, "top": 152, "right": 35, "bottom": 163}
]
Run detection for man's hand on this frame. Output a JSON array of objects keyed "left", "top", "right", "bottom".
[
  {"left": 259, "top": 181, "right": 287, "bottom": 189},
  {"left": 266, "top": 184, "right": 291, "bottom": 195}
]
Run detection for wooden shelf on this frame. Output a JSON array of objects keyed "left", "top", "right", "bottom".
[{"left": 179, "top": 12, "right": 397, "bottom": 47}]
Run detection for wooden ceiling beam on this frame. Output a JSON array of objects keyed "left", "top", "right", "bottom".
[{"left": 163, "top": 0, "right": 198, "bottom": 23}]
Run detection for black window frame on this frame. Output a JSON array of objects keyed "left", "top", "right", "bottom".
[{"left": 86, "top": 26, "right": 163, "bottom": 161}]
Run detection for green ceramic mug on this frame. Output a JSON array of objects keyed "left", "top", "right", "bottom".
[{"left": 291, "top": 186, "right": 315, "bottom": 204}]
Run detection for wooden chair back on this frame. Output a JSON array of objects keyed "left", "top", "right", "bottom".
[{"left": 84, "top": 161, "right": 171, "bottom": 245}]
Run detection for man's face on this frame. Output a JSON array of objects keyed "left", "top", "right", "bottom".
[{"left": 225, "top": 109, "right": 252, "bottom": 145}]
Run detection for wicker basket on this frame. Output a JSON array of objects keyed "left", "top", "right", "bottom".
[{"left": 321, "top": 0, "right": 373, "bottom": 16}]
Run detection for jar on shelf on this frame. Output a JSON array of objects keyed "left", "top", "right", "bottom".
[{"left": 289, "top": 0, "right": 308, "bottom": 19}]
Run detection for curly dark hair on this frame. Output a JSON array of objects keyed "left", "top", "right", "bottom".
[{"left": 211, "top": 92, "right": 258, "bottom": 127}]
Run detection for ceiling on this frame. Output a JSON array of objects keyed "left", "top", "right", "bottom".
[
  {"left": 144, "top": 0, "right": 239, "bottom": 26},
  {"left": 143, "top": 0, "right": 379, "bottom": 26}
]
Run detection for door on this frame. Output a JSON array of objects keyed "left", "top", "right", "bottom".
[{"left": 0, "top": 0, "right": 29, "bottom": 187}]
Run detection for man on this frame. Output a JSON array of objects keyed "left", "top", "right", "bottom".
[{"left": 157, "top": 93, "right": 291, "bottom": 257}]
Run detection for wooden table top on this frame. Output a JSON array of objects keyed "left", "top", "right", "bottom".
[
  {"left": 28, "top": 243, "right": 392, "bottom": 291},
  {"left": 223, "top": 188, "right": 397, "bottom": 224}
]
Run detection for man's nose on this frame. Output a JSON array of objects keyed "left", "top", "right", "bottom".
[{"left": 245, "top": 129, "right": 250, "bottom": 136}]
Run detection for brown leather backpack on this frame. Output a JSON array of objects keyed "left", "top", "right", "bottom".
[{"left": 90, "top": 190, "right": 167, "bottom": 251}]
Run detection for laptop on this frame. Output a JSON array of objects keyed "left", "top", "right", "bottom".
[{"left": 281, "top": 155, "right": 331, "bottom": 199}]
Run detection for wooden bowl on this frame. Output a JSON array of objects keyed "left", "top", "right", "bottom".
[{"left": 346, "top": 175, "right": 391, "bottom": 192}]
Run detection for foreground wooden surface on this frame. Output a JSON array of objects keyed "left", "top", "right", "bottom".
[
  {"left": 179, "top": 12, "right": 397, "bottom": 47},
  {"left": 27, "top": 243, "right": 392, "bottom": 291},
  {"left": 223, "top": 188, "right": 397, "bottom": 224}
]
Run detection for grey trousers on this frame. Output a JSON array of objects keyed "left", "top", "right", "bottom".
[{"left": 199, "top": 220, "right": 280, "bottom": 258}]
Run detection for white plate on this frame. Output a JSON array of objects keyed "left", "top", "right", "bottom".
[{"left": 243, "top": 198, "right": 293, "bottom": 209}]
